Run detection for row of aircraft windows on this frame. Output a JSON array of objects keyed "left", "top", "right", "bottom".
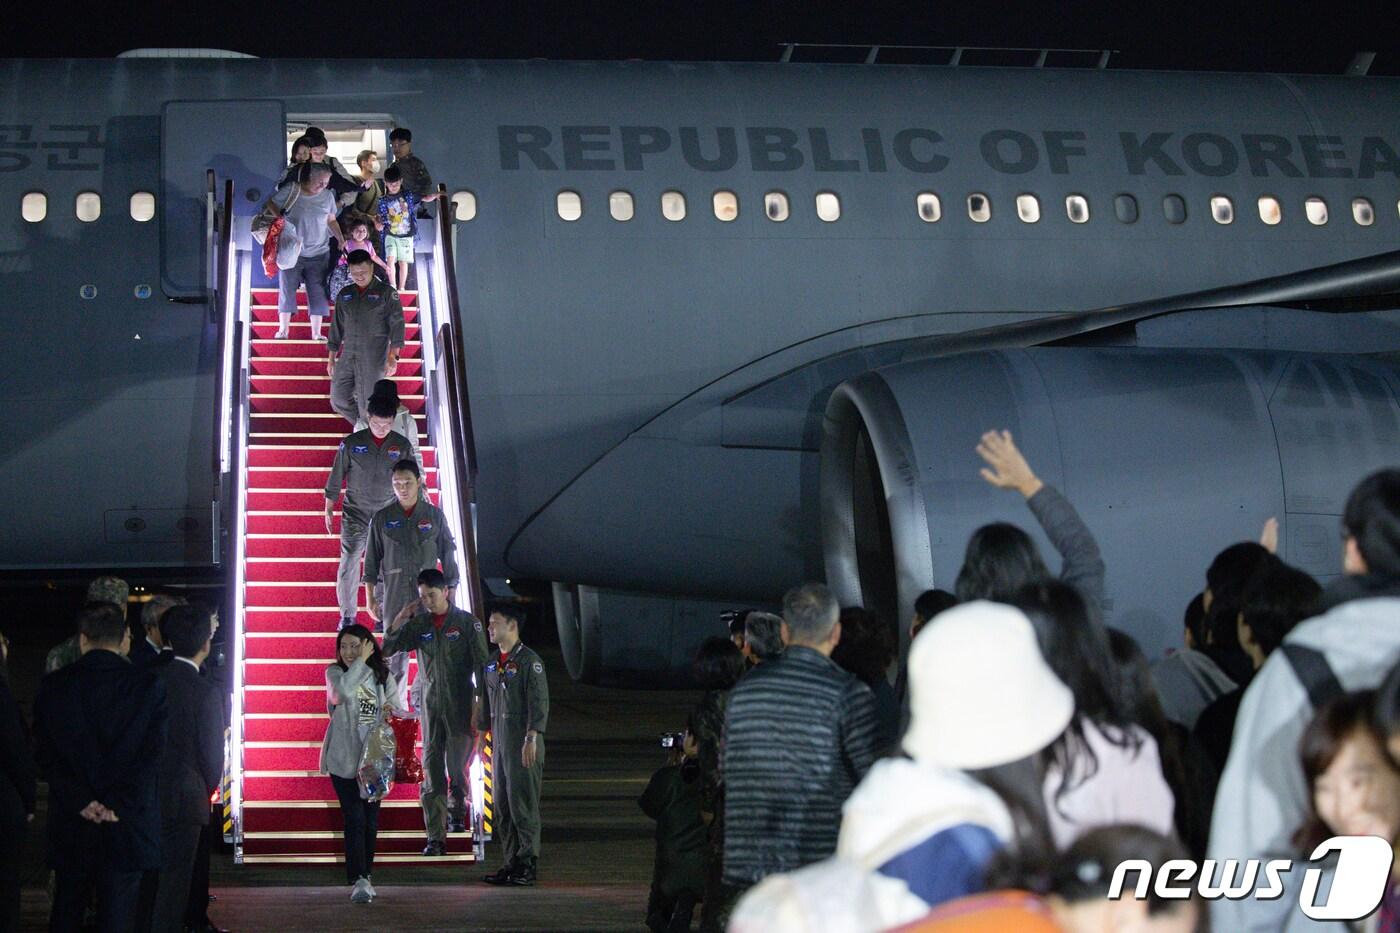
[
  {"left": 525, "top": 190, "right": 1400, "bottom": 227},
  {"left": 13, "top": 189, "right": 1394, "bottom": 230},
  {"left": 20, "top": 191, "right": 156, "bottom": 223}
]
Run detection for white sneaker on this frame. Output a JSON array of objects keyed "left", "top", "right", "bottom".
[{"left": 350, "top": 877, "right": 373, "bottom": 903}]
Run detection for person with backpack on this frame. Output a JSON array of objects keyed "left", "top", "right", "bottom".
[{"left": 1209, "top": 468, "right": 1400, "bottom": 931}]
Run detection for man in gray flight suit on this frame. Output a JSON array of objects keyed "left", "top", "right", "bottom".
[
  {"left": 324, "top": 394, "right": 411, "bottom": 629},
  {"left": 481, "top": 604, "right": 549, "bottom": 887},
  {"left": 363, "top": 459, "right": 459, "bottom": 705},
  {"left": 382, "top": 569, "right": 490, "bottom": 855},
  {"left": 328, "top": 250, "right": 405, "bottom": 427}
]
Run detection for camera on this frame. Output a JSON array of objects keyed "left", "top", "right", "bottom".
[{"left": 659, "top": 731, "right": 686, "bottom": 749}]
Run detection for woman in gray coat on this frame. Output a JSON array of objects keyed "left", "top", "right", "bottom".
[{"left": 321, "top": 625, "right": 402, "bottom": 904}]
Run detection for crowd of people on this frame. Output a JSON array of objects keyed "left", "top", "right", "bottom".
[{"left": 639, "top": 430, "right": 1400, "bottom": 933}]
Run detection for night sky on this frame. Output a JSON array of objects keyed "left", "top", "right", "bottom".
[{"left": 6, "top": 1, "right": 1400, "bottom": 74}]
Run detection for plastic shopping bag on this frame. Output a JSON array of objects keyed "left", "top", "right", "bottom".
[
  {"left": 275, "top": 220, "right": 303, "bottom": 271},
  {"left": 389, "top": 715, "right": 425, "bottom": 784},
  {"left": 357, "top": 719, "right": 397, "bottom": 802}
]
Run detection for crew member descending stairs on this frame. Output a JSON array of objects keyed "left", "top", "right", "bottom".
[{"left": 238, "top": 285, "right": 475, "bottom": 863}]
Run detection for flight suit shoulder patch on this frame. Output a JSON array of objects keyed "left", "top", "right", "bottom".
[
  {"left": 532, "top": 661, "right": 543, "bottom": 674},
  {"left": 473, "top": 620, "right": 483, "bottom": 632}
]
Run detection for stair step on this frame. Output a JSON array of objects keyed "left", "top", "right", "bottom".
[
  {"left": 243, "top": 714, "right": 329, "bottom": 742},
  {"left": 250, "top": 339, "right": 424, "bottom": 360},
  {"left": 243, "top": 772, "right": 426, "bottom": 802},
  {"left": 250, "top": 358, "right": 424, "bottom": 377},
  {"left": 240, "top": 833, "right": 469, "bottom": 857},
  {"left": 242, "top": 803, "right": 444, "bottom": 834},
  {"left": 252, "top": 305, "right": 419, "bottom": 323},
  {"left": 250, "top": 289, "right": 417, "bottom": 308},
  {"left": 247, "top": 492, "right": 438, "bottom": 513},
  {"left": 251, "top": 413, "right": 427, "bottom": 434},
  {"left": 249, "top": 446, "right": 436, "bottom": 468},
  {"left": 249, "top": 466, "right": 436, "bottom": 491},
  {"left": 244, "top": 608, "right": 378, "bottom": 633},
  {"left": 243, "top": 658, "right": 345, "bottom": 686},
  {"left": 247, "top": 535, "right": 344, "bottom": 558},
  {"left": 251, "top": 322, "right": 421, "bottom": 341},
  {"left": 249, "top": 394, "right": 426, "bottom": 415},
  {"left": 251, "top": 375, "right": 425, "bottom": 395},
  {"left": 243, "top": 686, "right": 335, "bottom": 715}
]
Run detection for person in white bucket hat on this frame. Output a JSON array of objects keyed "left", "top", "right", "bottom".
[{"left": 730, "top": 601, "right": 1075, "bottom": 933}]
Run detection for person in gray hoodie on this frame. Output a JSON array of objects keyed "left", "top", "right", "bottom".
[{"left": 1209, "top": 468, "right": 1400, "bottom": 932}]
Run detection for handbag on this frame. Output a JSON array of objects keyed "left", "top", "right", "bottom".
[
  {"left": 389, "top": 714, "right": 425, "bottom": 783},
  {"left": 356, "top": 680, "right": 397, "bottom": 802},
  {"left": 260, "top": 216, "right": 285, "bottom": 278},
  {"left": 251, "top": 182, "right": 301, "bottom": 244}
]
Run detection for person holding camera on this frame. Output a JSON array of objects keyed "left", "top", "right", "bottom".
[{"left": 640, "top": 721, "right": 707, "bottom": 933}]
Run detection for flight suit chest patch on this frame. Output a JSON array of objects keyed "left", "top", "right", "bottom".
[
  {"left": 353, "top": 445, "right": 369, "bottom": 454},
  {"left": 367, "top": 293, "right": 382, "bottom": 303},
  {"left": 417, "top": 519, "right": 434, "bottom": 535},
  {"left": 444, "top": 628, "right": 461, "bottom": 641},
  {"left": 419, "top": 630, "right": 435, "bottom": 642},
  {"left": 386, "top": 446, "right": 401, "bottom": 460},
  {"left": 386, "top": 519, "right": 404, "bottom": 529}
]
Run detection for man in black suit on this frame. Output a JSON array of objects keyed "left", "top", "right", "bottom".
[
  {"left": 34, "top": 601, "right": 167, "bottom": 933},
  {"left": 149, "top": 604, "right": 224, "bottom": 933},
  {"left": 128, "top": 594, "right": 180, "bottom": 669}
]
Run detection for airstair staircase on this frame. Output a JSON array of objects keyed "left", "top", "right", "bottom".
[{"left": 211, "top": 177, "right": 485, "bottom": 865}]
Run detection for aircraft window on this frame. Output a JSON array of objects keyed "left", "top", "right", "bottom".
[
  {"left": 76, "top": 191, "right": 101, "bottom": 223},
  {"left": 916, "top": 192, "right": 941, "bottom": 223},
  {"left": 1210, "top": 196, "right": 1234, "bottom": 225},
  {"left": 1015, "top": 194, "right": 1041, "bottom": 223},
  {"left": 815, "top": 192, "right": 841, "bottom": 222},
  {"left": 609, "top": 191, "right": 635, "bottom": 222},
  {"left": 556, "top": 190, "right": 582, "bottom": 222},
  {"left": 129, "top": 192, "right": 155, "bottom": 222},
  {"left": 1162, "top": 195, "right": 1187, "bottom": 225},
  {"left": 661, "top": 190, "right": 686, "bottom": 222},
  {"left": 1114, "top": 194, "right": 1138, "bottom": 224},
  {"left": 967, "top": 193, "right": 991, "bottom": 223},
  {"left": 713, "top": 190, "right": 739, "bottom": 222},
  {"left": 1066, "top": 195, "right": 1090, "bottom": 224},
  {"left": 450, "top": 190, "right": 477, "bottom": 222},
  {"left": 21, "top": 192, "right": 47, "bottom": 223},
  {"left": 1353, "top": 198, "right": 1375, "bottom": 226},
  {"left": 1305, "top": 197, "right": 1329, "bottom": 225},
  {"left": 764, "top": 191, "right": 790, "bottom": 222},
  {"left": 1257, "top": 197, "right": 1282, "bottom": 226}
]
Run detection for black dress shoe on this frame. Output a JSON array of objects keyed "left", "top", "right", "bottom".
[
  {"left": 507, "top": 857, "right": 537, "bottom": 886},
  {"left": 482, "top": 862, "right": 514, "bottom": 885}
]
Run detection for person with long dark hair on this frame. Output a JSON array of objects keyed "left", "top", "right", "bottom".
[
  {"left": 832, "top": 606, "right": 900, "bottom": 757},
  {"left": 955, "top": 431, "right": 1105, "bottom": 616},
  {"left": 320, "top": 624, "right": 401, "bottom": 904},
  {"left": 905, "top": 825, "right": 1200, "bottom": 932},
  {"left": 1107, "top": 627, "right": 1217, "bottom": 859},
  {"left": 1014, "top": 581, "right": 1174, "bottom": 847}
]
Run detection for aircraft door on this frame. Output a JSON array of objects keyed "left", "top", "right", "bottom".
[{"left": 160, "top": 99, "right": 286, "bottom": 298}]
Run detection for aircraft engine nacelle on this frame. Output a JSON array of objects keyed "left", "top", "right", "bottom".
[{"left": 820, "top": 347, "right": 1400, "bottom": 659}]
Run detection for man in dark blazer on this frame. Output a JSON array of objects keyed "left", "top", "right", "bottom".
[
  {"left": 150, "top": 605, "right": 225, "bottom": 933},
  {"left": 34, "top": 601, "right": 168, "bottom": 933},
  {"left": 129, "top": 594, "right": 180, "bottom": 669}
]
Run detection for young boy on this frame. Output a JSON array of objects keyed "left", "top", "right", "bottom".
[{"left": 375, "top": 165, "right": 441, "bottom": 292}]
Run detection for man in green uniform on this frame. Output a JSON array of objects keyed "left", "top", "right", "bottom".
[
  {"left": 325, "top": 394, "right": 411, "bottom": 629},
  {"left": 328, "top": 251, "right": 405, "bottom": 427},
  {"left": 382, "top": 569, "right": 489, "bottom": 855},
  {"left": 363, "top": 460, "right": 459, "bottom": 706},
  {"left": 481, "top": 604, "right": 549, "bottom": 887},
  {"left": 45, "top": 576, "right": 129, "bottom": 672}
]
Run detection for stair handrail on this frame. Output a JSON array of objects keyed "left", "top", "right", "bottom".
[
  {"left": 210, "top": 173, "right": 237, "bottom": 558},
  {"left": 433, "top": 185, "right": 486, "bottom": 617}
]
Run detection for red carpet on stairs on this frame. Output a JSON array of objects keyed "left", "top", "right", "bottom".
[{"left": 238, "top": 286, "right": 476, "bottom": 864}]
